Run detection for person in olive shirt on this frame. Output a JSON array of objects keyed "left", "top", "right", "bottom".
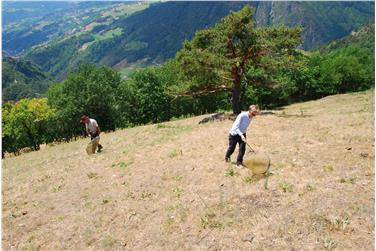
[{"left": 225, "top": 105, "right": 259, "bottom": 168}]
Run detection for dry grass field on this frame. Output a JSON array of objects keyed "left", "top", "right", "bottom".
[{"left": 2, "top": 90, "right": 374, "bottom": 251}]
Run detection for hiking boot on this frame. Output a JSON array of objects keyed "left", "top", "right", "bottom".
[{"left": 97, "top": 145, "right": 103, "bottom": 153}]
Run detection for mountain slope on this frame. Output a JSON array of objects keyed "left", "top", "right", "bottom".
[
  {"left": 20, "top": 1, "right": 374, "bottom": 80},
  {"left": 318, "top": 21, "right": 375, "bottom": 54},
  {"left": 255, "top": 1, "right": 375, "bottom": 50},
  {"left": 3, "top": 1, "right": 150, "bottom": 55},
  {"left": 24, "top": 1, "right": 248, "bottom": 79},
  {"left": 3, "top": 1, "right": 80, "bottom": 26},
  {"left": 3, "top": 90, "right": 374, "bottom": 250},
  {"left": 2, "top": 57, "right": 52, "bottom": 101}
]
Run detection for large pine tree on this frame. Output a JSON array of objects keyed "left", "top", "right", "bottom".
[{"left": 175, "top": 6, "right": 302, "bottom": 114}]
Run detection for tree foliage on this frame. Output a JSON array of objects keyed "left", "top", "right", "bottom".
[
  {"left": 2, "top": 98, "right": 55, "bottom": 154},
  {"left": 47, "top": 64, "right": 121, "bottom": 140},
  {"left": 175, "top": 6, "right": 302, "bottom": 113}
]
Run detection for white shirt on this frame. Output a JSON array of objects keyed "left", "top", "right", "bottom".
[
  {"left": 85, "top": 118, "right": 99, "bottom": 134},
  {"left": 229, "top": 112, "right": 252, "bottom": 136}
]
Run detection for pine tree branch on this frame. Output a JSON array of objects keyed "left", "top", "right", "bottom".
[{"left": 168, "top": 85, "right": 232, "bottom": 97}]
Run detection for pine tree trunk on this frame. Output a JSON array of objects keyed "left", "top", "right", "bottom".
[
  {"left": 232, "top": 87, "right": 241, "bottom": 115},
  {"left": 231, "top": 68, "right": 242, "bottom": 114}
]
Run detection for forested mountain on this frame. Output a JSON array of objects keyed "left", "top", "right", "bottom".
[
  {"left": 3, "top": 1, "right": 375, "bottom": 81},
  {"left": 3, "top": 1, "right": 80, "bottom": 26},
  {"left": 3, "top": 1, "right": 150, "bottom": 55},
  {"left": 318, "top": 21, "right": 375, "bottom": 54},
  {"left": 18, "top": 1, "right": 373, "bottom": 80},
  {"left": 2, "top": 57, "right": 52, "bottom": 102},
  {"left": 254, "top": 2, "right": 374, "bottom": 50},
  {"left": 22, "top": 2, "right": 249, "bottom": 79},
  {"left": 307, "top": 21, "right": 375, "bottom": 96}
]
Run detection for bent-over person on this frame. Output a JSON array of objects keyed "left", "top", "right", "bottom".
[
  {"left": 225, "top": 105, "right": 259, "bottom": 168},
  {"left": 80, "top": 115, "right": 103, "bottom": 154}
]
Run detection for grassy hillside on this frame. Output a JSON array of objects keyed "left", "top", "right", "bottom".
[{"left": 2, "top": 90, "right": 374, "bottom": 250}]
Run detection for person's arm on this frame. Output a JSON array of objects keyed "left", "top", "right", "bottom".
[
  {"left": 240, "top": 133, "right": 246, "bottom": 142},
  {"left": 93, "top": 120, "right": 100, "bottom": 136},
  {"left": 96, "top": 125, "right": 101, "bottom": 135},
  {"left": 84, "top": 124, "right": 90, "bottom": 136},
  {"left": 235, "top": 114, "right": 247, "bottom": 142}
]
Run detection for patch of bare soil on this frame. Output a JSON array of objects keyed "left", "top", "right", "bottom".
[{"left": 2, "top": 90, "right": 374, "bottom": 250}]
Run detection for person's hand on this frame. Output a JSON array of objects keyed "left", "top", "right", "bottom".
[{"left": 241, "top": 135, "right": 246, "bottom": 142}]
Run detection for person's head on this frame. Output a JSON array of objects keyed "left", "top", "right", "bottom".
[
  {"left": 80, "top": 115, "right": 89, "bottom": 124},
  {"left": 249, "top": 105, "right": 260, "bottom": 117}
]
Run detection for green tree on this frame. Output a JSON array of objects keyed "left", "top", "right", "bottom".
[
  {"left": 159, "top": 59, "right": 231, "bottom": 115},
  {"left": 319, "top": 46, "right": 374, "bottom": 94},
  {"left": 117, "top": 67, "right": 172, "bottom": 125},
  {"left": 288, "top": 57, "right": 321, "bottom": 101},
  {"left": 47, "top": 64, "right": 121, "bottom": 140},
  {"left": 2, "top": 98, "right": 56, "bottom": 154},
  {"left": 174, "top": 6, "right": 302, "bottom": 113},
  {"left": 2, "top": 102, "right": 20, "bottom": 155}
]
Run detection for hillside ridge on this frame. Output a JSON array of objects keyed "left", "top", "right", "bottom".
[{"left": 3, "top": 90, "right": 374, "bottom": 250}]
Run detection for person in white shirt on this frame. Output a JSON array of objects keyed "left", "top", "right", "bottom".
[
  {"left": 225, "top": 105, "right": 259, "bottom": 168},
  {"left": 80, "top": 115, "right": 103, "bottom": 153}
]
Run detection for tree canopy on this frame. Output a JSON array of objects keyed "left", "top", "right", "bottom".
[
  {"left": 174, "top": 6, "right": 303, "bottom": 113},
  {"left": 2, "top": 98, "right": 55, "bottom": 154}
]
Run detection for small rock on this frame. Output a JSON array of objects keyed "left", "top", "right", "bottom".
[
  {"left": 128, "top": 212, "right": 137, "bottom": 219},
  {"left": 360, "top": 153, "right": 369, "bottom": 158},
  {"left": 242, "top": 234, "right": 255, "bottom": 243},
  {"left": 346, "top": 147, "right": 352, "bottom": 150}
]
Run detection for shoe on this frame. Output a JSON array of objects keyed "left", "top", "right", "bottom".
[
  {"left": 225, "top": 157, "right": 230, "bottom": 163},
  {"left": 236, "top": 163, "right": 244, "bottom": 169},
  {"left": 97, "top": 145, "right": 103, "bottom": 153}
]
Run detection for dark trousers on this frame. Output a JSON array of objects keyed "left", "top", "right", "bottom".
[
  {"left": 90, "top": 133, "right": 103, "bottom": 149},
  {"left": 225, "top": 133, "right": 246, "bottom": 164}
]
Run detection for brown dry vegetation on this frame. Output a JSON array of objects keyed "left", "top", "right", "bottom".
[{"left": 2, "top": 90, "right": 374, "bottom": 251}]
